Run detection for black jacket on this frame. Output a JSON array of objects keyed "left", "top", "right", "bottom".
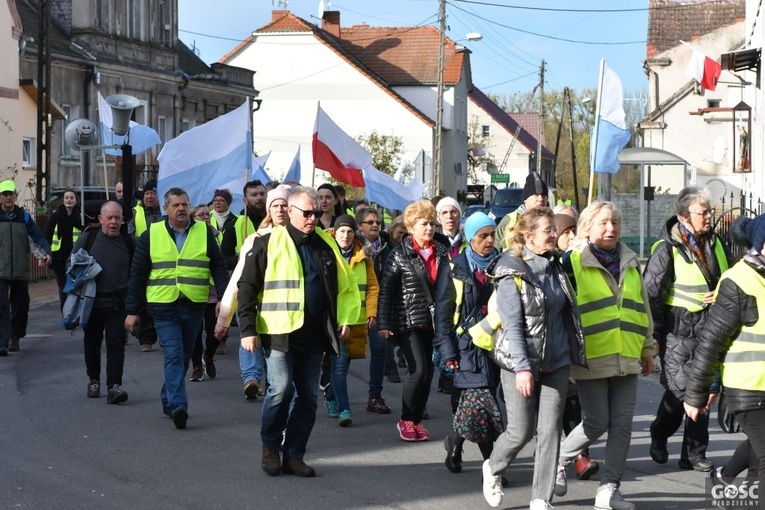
[
  {"left": 439, "top": 251, "right": 498, "bottom": 389},
  {"left": 125, "top": 219, "right": 229, "bottom": 320},
  {"left": 45, "top": 204, "right": 83, "bottom": 270},
  {"left": 377, "top": 234, "right": 454, "bottom": 342},
  {"left": 221, "top": 208, "right": 266, "bottom": 269},
  {"left": 643, "top": 217, "right": 729, "bottom": 395},
  {"left": 685, "top": 254, "right": 765, "bottom": 413},
  {"left": 236, "top": 223, "right": 341, "bottom": 354}
]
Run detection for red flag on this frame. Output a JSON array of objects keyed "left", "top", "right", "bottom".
[
  {"left": 685, "top": 45, "right": 722, "bottom": 91},
  {"left": 312, "top": 105, "right": 368, "bottom": 188}
]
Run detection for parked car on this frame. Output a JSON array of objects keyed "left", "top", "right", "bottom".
[
  {"left": 461, "top": 204, "right": 486, "bottom": 225},
  {"left": 486, "top": 187, "right": 523, "bottom": 224},
  {"left": 47, "top": 186, "right": 116, "bottom": 227}
]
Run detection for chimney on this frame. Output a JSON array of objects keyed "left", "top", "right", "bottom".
[
  {"left": 271, "top": 10, "right": 289, "bottom": 23},
  {"left": 322, "top": 11, "right": 340, "bottom": 38}
]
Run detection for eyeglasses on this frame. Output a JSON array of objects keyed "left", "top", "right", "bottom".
[
  {"left": 539, "top": 226, "right": 558, "bottom": 235},
  {"left": 291, "top": 204, "right": 323, "bottom": 218},
  {"left": 440, "top": 210, "right": 459, "bottom": 216},
  {"left": 194, "top": 213, "right": 210, "bottom": 219},
  {"left": 689, "top": 210, "right": 713, "bottom": 217},
  {"left": 361, "top": 220, "right": 382, "bottom": 225}
]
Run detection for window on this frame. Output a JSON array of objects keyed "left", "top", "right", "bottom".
[
  {"left": 454, "top": 162, "right": 463, "bottom": 175},
  {"left": 96, "top": 0, "right": 112, "bottom": 31},
  {"left": 158, "top": 116, "right": 167, "bottom": 146},
  {"left": 708, "top": 99, "right": 721, "bottom": 108},
  {"left": 181, "top": 119, "right": 191, "bottom": 133},
  {"left": 482, "top": 125, "right": 490, "bottom": 137},
  {"left": 126, "top": 0, "right": 141, "bottom": 40},
  {"left": 159, "top": 0, "right": 172, "bottom": 46},
  {"left": 22, "top": 138, "right": 36, "bottom": 167}
]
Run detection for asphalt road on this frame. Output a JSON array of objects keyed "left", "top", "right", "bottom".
[{"left": 0, "top": 302, "right": 745, "bottom": 509}]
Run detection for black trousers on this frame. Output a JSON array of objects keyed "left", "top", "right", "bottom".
[
  {"left": 397, "top": 329, "right": 434, "bottom": 423},
  {"left": 53, "top": 267, "right": 67, "bottom": 311},
  {"left": 191, "top": 303, "right": 219, "bottom": 366},
  {"left": 650, "top": 389, "right": 709, "bottom": 460},
  {"left": 137, "top": 308, "right": 157, "bottom": 345},
  {"left": 738, "top": 409, "right": 765, "bottom": 485},
  {"left": 0, "top": 279, "right": 29, "bottom": 347},
  {"left": 84, "top": 306, "right": 127, "bottom": 387}
]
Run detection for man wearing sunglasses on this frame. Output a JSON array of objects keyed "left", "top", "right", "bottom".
[
  {"left": 237, "top": 186, "right": 359, "bottom": 478},
  {"left": 0, "top": 180, "right": 51, "bottom": 356}
]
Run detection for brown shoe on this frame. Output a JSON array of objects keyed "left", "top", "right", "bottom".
[
  {"left": 281, "top": 457, "right": 316, "bottom": 477},
  {"left": 140, "top": 344, "right": 153, "bottom": 352},
  {"left": 262, "top": 445, "right": 281, "bottom": 476},
  {"left": 244, "top": 379, "right": 260, "bottom": 401}
]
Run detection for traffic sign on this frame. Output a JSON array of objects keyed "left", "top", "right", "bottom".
[{"left": 491, "top": 173, "right": 509, "bottom": 183}]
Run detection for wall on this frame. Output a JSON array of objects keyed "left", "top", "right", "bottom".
[
  {"left": 611, "top": 192, "right": 675, "bottom": 240},
  {"left": 0, "top": 0, "right": 21, "bottom": 185}
]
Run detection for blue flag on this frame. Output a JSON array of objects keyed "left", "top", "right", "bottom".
[
  {"left": 590, "top": 63, "right": 631, "bottom": 174},
  {"left": 284, "top": 146, "right": 302, "bottom": 183}
]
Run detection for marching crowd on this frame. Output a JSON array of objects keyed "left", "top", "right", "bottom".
[{"left": 1, "top": 170, "right": 764, "bottom": 510}]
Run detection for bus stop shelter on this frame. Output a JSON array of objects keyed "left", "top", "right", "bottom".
[{"left": 618, "top": 147, "right": 690, "bottom": 258}]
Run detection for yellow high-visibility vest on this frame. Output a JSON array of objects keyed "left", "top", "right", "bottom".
[
  {"left": 718, "top": 261, "right": 765, "bottom": 392},
  {"left": 234, "top": 215, "right": 256, "bottom": 255},
  {"left": 51, "top": 224, "right": 81, "bottom": 252},
  {"left": 652, "top": 238, "right": 728, "bottom": 312},
  {"left": 146, "top": 222, "right": 210, "bottom": 303},
  {"left": 255, "top": 226, "right": 361, "bottom": 334},
  {"left": 570, "top": 250, "right": 649, "bottom": 360}
]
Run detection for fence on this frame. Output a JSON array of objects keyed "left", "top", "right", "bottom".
[
  {"left": 714, "top": 191, "right": 763, "bottom": 262},
  {"left": 30, "top": 253, "right": 54, "bottom": 283}
]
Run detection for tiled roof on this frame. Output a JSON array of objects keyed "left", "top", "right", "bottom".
[
  {"left": 647, "top": 0, "right": 745, "bottom": 58},
  {"left": 469, "top": 88, "right": 553, "bottom": 157},
  {"left": 337, "top": 25, "right": 466, "bottom": 85}
]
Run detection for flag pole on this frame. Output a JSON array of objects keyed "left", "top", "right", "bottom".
[
  {"left": 101, "top": 152, "right": 109, "bottom": 200},
  {"left": 311, "top": 165, "right": 316, "bottom": 188},
  {"left": 243, "top": 96, "right": 253, "bottom": 240},
  {"left": 587, "top": 59, "right": 606, "bottom": 207}
]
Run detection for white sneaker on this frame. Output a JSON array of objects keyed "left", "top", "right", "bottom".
[
  {"left": 554, "top": 464, "right": 568, "bottom": 497},
  {"left": 594, "top": 483, "right": 635, "bottom": 510},
  {"left": 530, "top": 499, "right": 554, "bottom": 510},
  {"left": 482, "top": 459, "right": 504, "bottom": 508}
]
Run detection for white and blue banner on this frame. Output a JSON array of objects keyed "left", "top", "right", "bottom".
[
  {"left": 251, "top": 152, "right": 271, "bottom": 184},
  {"left": 590, "top": 63, "right": 631, "bottom": 175},
  {"left": 157, "top": 101, "right": 252, "bottom": 207},
  {"left": 362, "top": 166, "right": 422, "bottom": 212},
  {"left": 283, "top": 146, "right": 301, "bottom": 183}
]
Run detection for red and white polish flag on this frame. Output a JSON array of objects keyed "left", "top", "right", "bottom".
[
  {"left": 683, "top": 42, "right": 722, "bottom": 91},
  {"left": 312, "top": 104, "right": 369, "bottom": 188}
]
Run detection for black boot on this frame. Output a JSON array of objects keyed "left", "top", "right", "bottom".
[{"left": 444, "top": 433, "right": 464, "bottom": 473}]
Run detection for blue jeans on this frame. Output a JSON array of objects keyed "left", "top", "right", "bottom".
[
  {"left": 153, "top": 305, "right": 204, "bottom": 413},
  {"left": 326, "top": 342, "right": 351, "bottom": 411},
  {"left": 239, "top": 345, "right": 265, "bottom": 383},
  {"left": 237, "top": 310, "right": 265, "bottom": 383},
  {"left": 261, "top": 343, "right": 323, "bottom": 460},
  {"left": 368, "top": 326, "right": 386, "bottom": 398}
]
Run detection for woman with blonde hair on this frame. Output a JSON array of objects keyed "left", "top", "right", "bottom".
[
  {"left": 481, "top": 208, "right": 585, "bottom": 510},
  {"left": 378, "top": 200, "right": 454, "bottom": 441},
  {"left": 554, "top": 201, "right": 654, "bottom": 510}
]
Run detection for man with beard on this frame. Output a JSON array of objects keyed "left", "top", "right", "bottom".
[{"left": 221, "top": 180, "right": 266, "bottom": 270}]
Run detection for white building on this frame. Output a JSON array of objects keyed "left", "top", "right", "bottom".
[{"left": 220, "top": 10, "right": 474, "bottom": 198}]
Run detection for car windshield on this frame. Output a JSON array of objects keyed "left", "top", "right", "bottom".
[{"left": 494, "top": 189, "right": 522, "bottom": 207}]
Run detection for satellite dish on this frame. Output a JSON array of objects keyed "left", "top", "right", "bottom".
[
  {"left": 65, "top": 119, "right": 99, "bottom": 150},
  {"left": 318, "top": 0, "right": 325, "bottom": 19}
]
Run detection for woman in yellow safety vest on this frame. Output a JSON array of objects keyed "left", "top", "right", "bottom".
[
  {"left": 214, "top": 185, "right": 292, "bottom": 400},
  {"left": 324, "top": 214, "right": 379, "bottom": 427},
  {"left": 45, "top": 189, "right": 82, "bottom": 310},
  {"left": 684, "top": 213, "right": 765, "bottom": 486},
  {"left": 188, "top": 203, "right": 222, "bottom": 383},
  {"left": 555, "top": 201, "right": 654, "bottom": 510}
]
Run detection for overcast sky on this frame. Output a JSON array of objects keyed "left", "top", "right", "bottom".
[{"left": 179, "top": 0, "right": 650, "bottom": 98}]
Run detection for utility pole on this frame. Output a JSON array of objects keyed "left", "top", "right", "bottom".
[
  {"left": 36, "top": 0, "right": 51, "bottom": 225},
  {"left": 536, "top": 60, "right": 545, "bottom": 178},
  {"left": 433, "top": 0, "right": 446, "bottom": 196},
  {"left": 565, "top": 88, "right": 581, "bottom": 211}
]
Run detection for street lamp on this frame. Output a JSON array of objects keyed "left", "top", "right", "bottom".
[{"left": 434, "top": 0, "right": 481, "bottom": 197}]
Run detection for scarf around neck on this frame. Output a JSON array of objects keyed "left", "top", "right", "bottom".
[
  {"left": 678, "top": 222, "right": 709, "bottom": 271},
  {"left": 466, "top": 246, "right": 498, "bottom": 273},
  {"left": 588, "top": 240, "right": 621, "bottom": 281},
  {"left": 212, "top": 209, "right": 230, "bottom": 230}
]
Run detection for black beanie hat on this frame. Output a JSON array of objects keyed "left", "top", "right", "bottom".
[
  {"left": 334, "top": 214, "right": 357, "bottom": 232},
  {"left": 142, "top": 180, "right": 157, "bottom": 194},
  {"left": 522, "top": 171, "right": 548, "bottom": 201}
]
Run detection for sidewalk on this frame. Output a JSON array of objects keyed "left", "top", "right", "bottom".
[{"left": 29, "top": 278, "right": 60, "bottom": 308}]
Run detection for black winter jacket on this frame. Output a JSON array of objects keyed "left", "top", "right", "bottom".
[
  {"left": 377, "top": 234, "right": 455, "bottom": 343},
  {"left": 438, "top": 251, "right": 499, "bottom": 389},
  {"left": 685, "top": 254, "right": 765, "bottom": 413},
  {"left": 643, "top": 217, "right": 729, "bottom": 395}
]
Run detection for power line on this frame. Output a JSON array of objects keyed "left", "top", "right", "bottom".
[
  {"left": 449, "top": 2, "right": 646, "bottom": 45},
  {"left": 480, "top": 70, "right": 538, "bottom": 91},
  {"left": 453, "top": 0, "right": 721, "bottom": 13}
]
